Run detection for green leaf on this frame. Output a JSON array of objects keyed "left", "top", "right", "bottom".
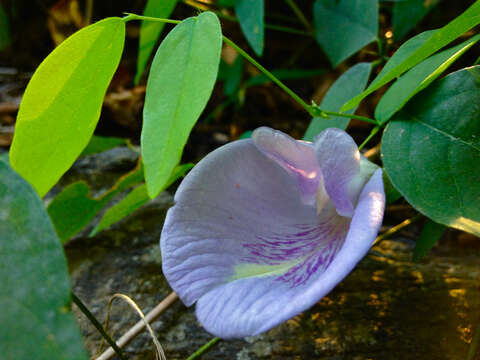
[
  {"left": 224, "top": 56, "right": 244, "bottom": 96},
  {"left": 0, "top": 162, "right": 87, "bottom": 360},
  {"left": 142, "top": 12, "right": 222, "bottom": 198},
  {"left": 135, "top": 0, "right": 179, "bottom": 84},
  {"left": 303, "top": 62, "right": 372, "bottom": 141},
  {"left": 313, "top": 0, "right": 378, "bottom": 66},
  {"left": 382, "top": 66, "right": 480, "bottom": 237},
  {"left": 81, "top": 135, "right": 126, "bottom": 156},
  {"left": 342, "top": 1, "right": 480, "bottom": 111},
  {"left": 48, "top": 161, "right": 144, "bottom": 242},
  {"left": 10, "top": 18, "right": 125, "bottom": 197},
  {"left": 375, "top": 34, "right": 480, "bottom": 124},
  {"left": 235, "top": 0, "right": 264, "bottom": 56},
  {"left": 0, "top": 2, "right": 10, "bottom": 50},
  {"left": 91, "top": 163, "right": 193, "bottom": 235},
  {"left": 413, "top": 219, "right": 446, "bottom": 261},
  {"left": 393, "top": 0, "right": 439, "bottom": 40}
]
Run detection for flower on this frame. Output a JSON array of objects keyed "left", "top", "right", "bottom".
[{"left": 161, "top": 127, "right": 385, "bottom": 338}]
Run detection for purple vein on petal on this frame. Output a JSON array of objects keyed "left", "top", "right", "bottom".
[{"left": 236, "top": 216, "right": 350, "bottom": 287}]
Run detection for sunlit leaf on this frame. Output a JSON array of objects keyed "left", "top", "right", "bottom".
[
  {"left": 235, "top": 0, "right": 264, "bottom": 56},
  {"left": 413, "top": 219, "right": 446, "bottom": 261},
  {"left": 313, "top": 0, "right": 378, "bottom": 66},
  {"left": 393, "top": 0, "right": 440, "bottom": 40},
  {"left": 142, "top": 12, "right": 222, "bottom": 198},
  {"left": 91, "top": 163, "right": 193, "bottom": 235},
  {"left": 304, "top": 62, "right": 372, "bottom": 141},
  {"left": 342, "top": 1, "right": 480, "bottom": 111},
  {"left": 10, "top": 18, "right": 125, "bottom": 197},
  {"left": 135, "top": 0, "right": 179, "bottom": 84},
  {"left": 0, "top": 162, "right": 87, "bottom": 360},
  {"left": 382, "top": 67, "right": 480, "bottom": 237},
  {"left": 375, "top": 34, "right": 480, "bottom": 124}
]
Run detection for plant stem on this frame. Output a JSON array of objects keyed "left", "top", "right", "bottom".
[
  {"left": 358, "top": 126, "right": 381, "bottom": 150},
  {"left": 71, "top": 292, "right": 127, "bottom": 360},
  {"left": 123, "top": 13, "right": 378, "bottom": 126},
  {"left": 123, "top": 13, "right": 181, "bottom": 24},
  {"left": 283, "top": 0, "right": 313, "bottom": 31},
  {"left": 186, "top": 337, "right": 220, "bottom": 360},
  {"left": 318, "top": 109, "right": 378, "bottom": 125},
  {"left": 221, "top": 36, "right": 312, "bottom": 111},
  {"left": 373, "top": 214, "right": 423, "bottom": 247},
  {"left": 182, "top": 0, "right": 312, "bottom": 37}
]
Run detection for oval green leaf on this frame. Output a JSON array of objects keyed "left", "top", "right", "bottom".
[
  {"left": 0, "top": 162, "right": 87, "bottom": 360},
  {"left": 304, "top": 62, "right": 372, "bottom": 141},
  {"left": 141, "top": 12, "right": 222, "bottom": 198},
  {"left": 135, "top": 0, "right": 179, "bottom": 84},
  {"left": 382, "top": 67, "right": 480, "bottom": 237},
  {"left": 313, "top": 0, "right": 378, "bottom": 66},
  {"left": 10, "top": 17, "right": 125, "bottom": 197},
  {"left": 235, "top": 0, "right": 264, "bottom": 56},
  {"left": 375, "top": 34, "right": 480, "bottom": 124},
  {"left": 342, "top": 1, "right": 480, "bottom": 111},
  {"left": 393, "top": 0, "right": 439, "bottom": 40}
]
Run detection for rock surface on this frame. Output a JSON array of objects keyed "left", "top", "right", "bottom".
[{"left": 65, "top": 148, "right": 480, "bottom": 360}]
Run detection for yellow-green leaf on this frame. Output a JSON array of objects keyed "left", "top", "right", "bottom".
[{"left": 10, "top": 18, "right": 125, "bottom": 197}]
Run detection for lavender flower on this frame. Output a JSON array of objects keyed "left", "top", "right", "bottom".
[{"left": 161, "top": 127, "right": 385, "bottom": 338}]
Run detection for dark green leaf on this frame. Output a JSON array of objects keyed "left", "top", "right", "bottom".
[
  {"left": 382, "top": 67, "right": 480, "bottom": 237},
  {"left": 10, "top": 18, "right": 125, "bottom": 197},
  {"left": 313, "top": 0, "right": 378, "bottom": 66},
  {"left": 393, "top": 0, "right": 439, "bottom": 40},
  {"left": 413, "top": 219, "right": 446, "bottom": 261},
  {"left": 48, "top": 161, "right": 144, "bottom": 242},
  {"left": 235, "top": 0, "right": 264, "bottom": 56},
  {"left": 223, "top": 56, "right": 244, "bottom": 96},
  {"left": 304, "top": 62, "right": 372, "bottom": 141},
  {"left": 142, "top": 12, "right": 222, "bottom": 198},
  {"left": 0, "top": 162, "right": 87, "bottom": 360},
  {"left": 342, "top": 1, "right": 480, "bottom": 111},
  {"left": 81, "top": 135, "right": 126, "bottom": 156},
  {"left": 375, "top": 35, "right": 480, "bottom": 124},
  {"left": 383, "top": 171, "right": 403, "bottom": 204},
  {"left": 91, "top": 163, "right": 193, "bottom": 235},
  {"left": 135, "top": 0, "right": 179, "bottom": 84}
]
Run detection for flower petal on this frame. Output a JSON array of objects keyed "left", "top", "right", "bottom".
[
  {"left": 252, "top": 127, "right": 320, "bottom": 205},
  {"left": 161, "top": 139, "right": 323, "bottom": 306},
  {"left": 314, "top": 128, "right": 361, "bottom": 217},
  {"left": 195, "top": 169, "right": 385, "bottom": 338}
]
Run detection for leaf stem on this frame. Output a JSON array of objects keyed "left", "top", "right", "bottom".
[
  {"left": 123, "top": 12, "right": 181, "bottom": 24},
  {"left": 358, "top": 126, "right": 381, "bottom": 150},
  {"left": 71, "top": 292, "right": 128, "bottom": 360},
  {"left": 283, "top": 0, "right": 313, "bottom": 31},
  {"left": 186, "top": 337, "right": 220, "bottom": 360},
  {"left": 123, "top": 13, "right": 378, "bottom": 126}
]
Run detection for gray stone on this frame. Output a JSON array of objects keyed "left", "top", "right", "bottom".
[{"left": 66, "top": 148, "right": 480, "bottom": 360}]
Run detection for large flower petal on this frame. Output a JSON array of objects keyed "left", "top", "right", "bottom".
[
  {"left": 161, "top": 139, "right": 323, "bottom": 307},
  {"left": 252, "top": 127, "right": 320, "bottom": 205},
  {"left": 314, "top": 128, "right": 361, "bottom": 217},
  {"left": 194, "top": 169, "right": 385, "bottom": 338}
]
